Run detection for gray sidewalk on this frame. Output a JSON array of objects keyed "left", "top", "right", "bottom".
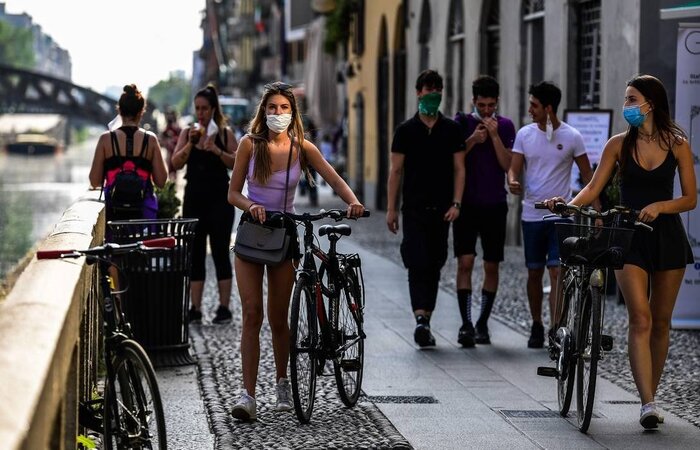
[{"left": 352, "top": 239, "right": 700, "bottom": 449}]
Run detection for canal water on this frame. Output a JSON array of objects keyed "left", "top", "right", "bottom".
[{"left": 0, "top": 135, "right": 97, "bottom": 278}]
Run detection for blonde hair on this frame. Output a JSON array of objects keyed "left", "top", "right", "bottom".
[{"left": 247, "top": 82, "right": 312, "bottom": 185}]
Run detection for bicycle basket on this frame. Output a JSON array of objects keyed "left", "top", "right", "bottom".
[{"left": 555, "top": 223, "right": 634, "bottom": 269}]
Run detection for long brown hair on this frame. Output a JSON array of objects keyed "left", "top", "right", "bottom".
[
  {"left": 247, "top": 82, "right": 311, "bottom": 185},
  {"left": 620, "top": 75, "right": 686, "bottom": 172},
  {"left": 195, "top": 84, "right": 228, "bottom": 130}
]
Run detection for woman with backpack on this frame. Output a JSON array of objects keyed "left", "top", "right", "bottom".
[
  {"left": 172, "top": 85, "right": 239, "bottom": 325},
  {"left": 89, "top": 84, "right": 168, "bottom": 226}
]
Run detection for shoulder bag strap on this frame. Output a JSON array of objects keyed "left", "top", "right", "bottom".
[{"left": 282, "top": 139, "right": 293, "bottom": 213}]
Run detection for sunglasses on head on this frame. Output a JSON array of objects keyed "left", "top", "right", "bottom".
[{"left": 264, "top": 82, "right": 293, "bottom": 92}]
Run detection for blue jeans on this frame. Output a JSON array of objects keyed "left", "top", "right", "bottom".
[{"left": 521, "top": 220, "right": 568, "bottom": 270}]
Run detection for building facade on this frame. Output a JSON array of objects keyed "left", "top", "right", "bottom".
[
  {"left": 346, "top": 0, "right": 693, "bottom": 242},
  {"left": 0, "top": 2, "right": 72, "bottom": 80}
]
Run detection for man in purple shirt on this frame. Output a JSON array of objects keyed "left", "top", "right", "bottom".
[{"left": 453, "top": 75, "right": 515, "bottom": 347}]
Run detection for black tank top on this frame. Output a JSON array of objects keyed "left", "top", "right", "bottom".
[
  {"left": 184, "top": 130, "right": 229, "bottom": 197},
  {"left": 620, "top": 149, "right": 676, "bottom": 211}
]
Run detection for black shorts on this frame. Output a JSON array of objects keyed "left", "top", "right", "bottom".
[{"left": 453, "top": 202, "right": 508, "bottom": 262}]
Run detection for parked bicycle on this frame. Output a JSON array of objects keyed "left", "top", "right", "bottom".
[
  {"left": 282, "top": 208, "right": 370, "bottom": 423},
  {"left": 38, "top": 237, "right": 174, "bottom": 449},
  {"left": 534, "top": 202, "right": 652, "bottom": 432}
]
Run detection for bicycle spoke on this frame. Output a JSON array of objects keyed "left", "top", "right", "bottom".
[
  {"left": 333, "top": 271, "right": 365, "bottom": 407},
  {"left": 290, "top": 280, "right": 317, "bottom": 423},
  {"left": 576, "top": 286, "right": 601, "bottom": 433},
  {"left": 556, "top": 267, "right": 577, "bottom": 417},
  {"left": 105, "top": 341, "right": 166, "bottom": 449}
]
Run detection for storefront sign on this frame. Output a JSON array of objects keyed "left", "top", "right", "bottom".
[
  {"left": 564, "top": 109, "right": 612, "bottom": 191},
  {"left": 673, "top": 24, "right": 700, "bottom": 329}
]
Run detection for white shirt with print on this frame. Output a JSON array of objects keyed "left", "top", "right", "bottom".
[{"left": 512, "top": 122, "right": 586, "bottom": 221}]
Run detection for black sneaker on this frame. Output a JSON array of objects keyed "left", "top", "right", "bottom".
[
  {"left": 414, "top": 323, "right": 436, "bottom": 347},
  {"left": 212, "top": 305, "right": 233, "bottom": 324},
  {"left": 527, "top": 321, "right": 545, "bottom": 348},
  {"left": 188, "top": 307, "right": 202, "bottom": 324},
  {"left": 474, "top": 321, "right": 491, "bottom": 345},
  {"left": 457, "top": 322, "right": 475, "bottom": 347}
]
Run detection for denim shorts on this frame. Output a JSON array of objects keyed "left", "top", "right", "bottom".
[{"left": 521, "top": 219, "right": 569, "bottom": 269}]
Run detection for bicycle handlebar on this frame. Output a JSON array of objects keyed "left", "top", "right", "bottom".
[
  {"left": 37, "top": 236, "right": 177, "bottom": 260},
  {"left": 534, "top": 202, "right": 653, "bottom": 231},
  {"left": 275, "top": 209, "right": 371, "bottom": 222}
]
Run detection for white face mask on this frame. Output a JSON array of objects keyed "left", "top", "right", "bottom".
[
  {"left": 266, "top": 114, "right": 292, "bottom": 133},
  {"left": 472, "top": 107, "right": 494, "bottom": 121},
  {"left": 545, "top": 115, "right": 554, "bottom": 142}
]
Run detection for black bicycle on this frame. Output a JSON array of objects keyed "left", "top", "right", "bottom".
[
  {"left": 283, "top": 208, "right": 370, "bottom": 423},
  {"left": 535, "top": 202, "right": 652, "bottom": 432},
  {"left": 38, "top": 237, "right": 174, "bottom": 449}
]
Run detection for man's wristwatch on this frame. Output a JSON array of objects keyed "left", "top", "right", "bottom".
[{"left": 451, "top": 201, "right": 461, "bottom": 210}]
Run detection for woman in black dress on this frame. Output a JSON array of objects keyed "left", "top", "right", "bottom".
[
  {"left": 544, "top": 75, "right": 696, "bottom": 429},
  {"left": 172, "top": 85, "right": 238, "bottom": 324}
]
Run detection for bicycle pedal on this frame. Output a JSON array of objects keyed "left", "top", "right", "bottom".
[
  {"left": 537, "top": 366, "right": 559, "bottom": 378},
  {"left": 601, "top": 334, "right": 613, "bottom": 351}
]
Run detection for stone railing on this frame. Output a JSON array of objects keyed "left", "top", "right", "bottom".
[{"left": 0, "top": 191, "right": 103, "bottom": 450}]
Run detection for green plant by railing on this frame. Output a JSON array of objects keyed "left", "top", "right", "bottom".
[{"left": 155, "top": 180, "right": 181, "bottom": 219}]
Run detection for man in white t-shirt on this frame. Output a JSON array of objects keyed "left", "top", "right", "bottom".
[{"left": 508, "top": 81, "right": 597, "bottom": 348}]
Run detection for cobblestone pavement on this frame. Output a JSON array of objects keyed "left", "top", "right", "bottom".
[
  {"left": 192, "top": 240, "right": 412, "bottom": 448},
  {"left": 340, "top": 199, "right": 700, "bottom": 429}
]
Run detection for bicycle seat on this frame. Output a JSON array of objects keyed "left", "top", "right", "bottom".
[{"left": 319, "top": 224, "right": 352, "bottom": 237}]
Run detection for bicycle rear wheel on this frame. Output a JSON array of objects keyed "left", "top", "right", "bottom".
[
  {"left": 557, "top": 269, "right": 578, "bottom": 417},
  {"left": 104, "top": 339, "right": 166, "bottom": 449},
  {"left": 333, "top": 270, "right": 365, "bottom": 406},
  {"left": 576, "top": 285, "right": 602, "bottom": 432},
  {"left": 289, "top": 278, "right": 318, "bottom": 423}
]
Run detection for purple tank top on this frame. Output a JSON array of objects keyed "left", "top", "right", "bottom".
[{"left": 246, "top": 150, "right": 302, "bottom": 213}]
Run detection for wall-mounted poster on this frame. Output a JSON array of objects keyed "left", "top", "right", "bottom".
[
  {"left": 563, "top": 109, "right": 613, "bottom": 192},
  {"left": 673, "top": 24, "right": 700, "bottom": 329}
]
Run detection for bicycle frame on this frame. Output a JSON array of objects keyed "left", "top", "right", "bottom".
[{"left": 296, "top": 217, "right": 346, "bottom": 358}]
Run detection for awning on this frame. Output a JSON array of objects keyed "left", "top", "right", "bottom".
[
  {"left": 302, "top": 16, "right": 340, "bottom": 129},
  {"left": 661, "top": 1, "right": 700, "bottom": 20}
]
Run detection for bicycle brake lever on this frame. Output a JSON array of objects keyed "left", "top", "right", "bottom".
[{"left": 634, "top": 221, "right": 654, "bottom": 231}]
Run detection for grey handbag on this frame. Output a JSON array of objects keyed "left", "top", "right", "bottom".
[
  {"left": 233, "top": 140, "right": 293, "bottom": 266},
  {"left": 233, "top": 221, "right": 290, "bottom": 266}
]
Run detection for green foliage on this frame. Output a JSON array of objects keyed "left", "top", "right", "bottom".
[
  {"left": 0, "top": 20, "right": 35, "bottom": 69},
  {"left": 148, "top": 74, "right": 192, "bottom": 114},
  {"left": 0, "top": 186, "right": 33, "bottom": 279},
  {"left": 324, "top": 0, "right": 358, "bottom": 54},
  {"left": 155, "top": 181, "right": 181, "bottom": 219}
]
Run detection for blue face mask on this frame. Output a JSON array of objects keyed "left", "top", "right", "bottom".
[{"left": 623, "top": 102, "right": 649, "bottom": 128}]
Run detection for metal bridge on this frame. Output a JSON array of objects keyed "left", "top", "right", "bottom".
[{"left": 0, "top": 64, "right": 159, "bottom": 130}]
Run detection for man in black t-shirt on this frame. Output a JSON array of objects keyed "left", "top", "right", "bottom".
[{"left": 387, "top": 70, "right": 466, "bottom": 347}]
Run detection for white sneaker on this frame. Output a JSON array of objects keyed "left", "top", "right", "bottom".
[
  {"left": 275, "top": 378, "right": 293, "bottom": 412},
  {"left": 640, "top": 402, "right": 660, "bottom": 429},
  {"left": 231, "top": 391, "right": 256, "bottom": 421}
]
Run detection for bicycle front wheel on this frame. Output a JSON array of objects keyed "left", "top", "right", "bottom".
[
  {"left": 557, "top": 267, "right": 577, "bottom": 417},
  {"left": 576, "top": 285, "right": 602, "bottom": 433},
  {"left": 104, "top": 339, "right": 167, "bottom": 449},
  {"left": 289, "top": 278, "right": 318, "bottom": 423},
  {"left": 333, "top": 270, "right": 365, "bottom": 406}
]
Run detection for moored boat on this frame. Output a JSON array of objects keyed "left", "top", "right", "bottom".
[{"left": 5, "top": 134, "right": 59, "bottom": 155}]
